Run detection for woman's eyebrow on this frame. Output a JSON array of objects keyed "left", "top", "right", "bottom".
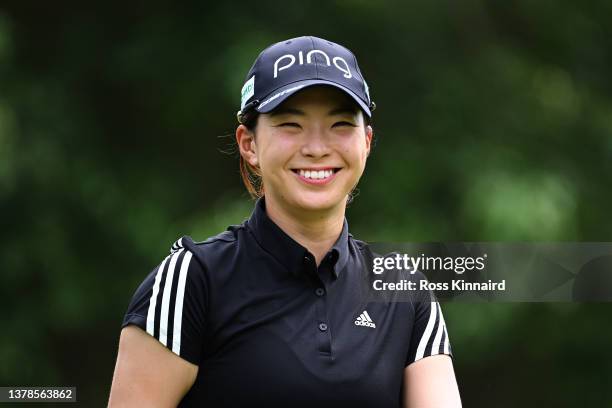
[
  {"left": 269, "top": 107, "right": 304, "bottom": 117},
  {"left": 328, "top": 106, "right": 359, "bottom": 116},
  {"left": 268, "top": 106, "right": 358, "bottom": 117}
]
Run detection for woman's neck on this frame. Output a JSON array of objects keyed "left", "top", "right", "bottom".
[{"left": 264, "top": 197, "right": 345, "bottom": 267}]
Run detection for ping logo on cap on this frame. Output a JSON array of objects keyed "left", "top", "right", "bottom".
[
  {"left": 240, "top": 75, "right": 255, "bottom": 110},
  {"left": 273, "top": 50, "right": 352, "bottom": 79}
]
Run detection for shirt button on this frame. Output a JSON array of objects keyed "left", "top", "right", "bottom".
[
  {"left": 318, "top": 323, "right": 328, "bottom": 332},
  {"left": 304, "top": 255, "right": 311, "bottom": 263},
  {"left": 315, "top": 288, "right": 325, "bottom": 297}
]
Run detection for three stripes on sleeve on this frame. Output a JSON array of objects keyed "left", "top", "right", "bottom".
[
  {"left": 413, "top": 302, "right": 452, "bottom": 363},
  {"left": 146, "top": 247, "right": 193, "bottom": 356}
]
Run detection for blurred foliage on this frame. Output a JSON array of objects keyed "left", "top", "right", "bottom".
[{"left": 1, "top": 1, "right": 611, "bottom": 406}]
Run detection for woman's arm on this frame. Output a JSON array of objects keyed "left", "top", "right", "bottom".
[
  {"left": 403, "top": 354, "right": 461, "bottom": 408},
  {"left": 108, "top": 325, "right": 198, "bottom": 408}
]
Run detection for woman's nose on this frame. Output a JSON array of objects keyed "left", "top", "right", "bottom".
[{"left": 300, "top": 129, "right": 331, "bottom": 158}]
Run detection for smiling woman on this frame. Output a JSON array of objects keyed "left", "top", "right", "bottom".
[
  {"left": 108, "top": 36, "right": 461, "bottom": 408},
  {"left": 237, "top": 86, "right": 372, "bottom": 228}
]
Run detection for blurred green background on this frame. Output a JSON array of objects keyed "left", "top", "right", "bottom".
[{"left": 1, "top": 1, "right": 611, "bottom": 406}]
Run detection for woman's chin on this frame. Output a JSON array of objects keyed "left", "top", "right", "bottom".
[{"left": 291, "top": 192, "right": 346, "bottom": 213}]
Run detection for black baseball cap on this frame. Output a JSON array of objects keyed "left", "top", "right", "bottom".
[{"left": 237, "top": 36, "right": 375, "bottom": 122}]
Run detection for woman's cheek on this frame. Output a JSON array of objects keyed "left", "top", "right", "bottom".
[
  {"left": 259, "top": 134, "right": 294, "bottom": 165},
  {"left": 271, "top": 132, "right": 299, "bottom": 152}
]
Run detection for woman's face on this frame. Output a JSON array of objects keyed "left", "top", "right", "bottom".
[{"left": 238, "top": 86, "right": 373, "bottom": 216}]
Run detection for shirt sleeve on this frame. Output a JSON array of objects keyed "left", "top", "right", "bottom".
[
  {"left": 405, "top": 275, "right": 453, "bottom": 366},
  {"left": 122, "top": 236, "right": 207, "bottom": 365}
]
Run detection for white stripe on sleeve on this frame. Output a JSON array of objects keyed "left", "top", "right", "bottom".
[
  {"left": 146, "top": 255, "right": 170, "bottom": 336},
  {"left": 171, "top": 237, "right": 184, "bottom": 253},
  {"left": 415, "top": 301, "right": 438, "bottom": 361},
  {"left": 172, "top": 251, "right": 193, "bottom": 354},
  {"left": 440, "top": 309, "right": 451, "bottom": 354},
  {"left": 159, "top": 249, "right": 183, "bottom": 346},
  {"left": 431, "top": 303, "right": 445, "bottom": 355}
]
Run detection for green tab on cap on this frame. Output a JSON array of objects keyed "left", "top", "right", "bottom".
[{"left": 241, "top": 76, "right": 255, "bottom": 110}]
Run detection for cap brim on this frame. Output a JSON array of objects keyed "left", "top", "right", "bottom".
[{"left": 255, "top": 79, "right": 372, "bottom": 117}]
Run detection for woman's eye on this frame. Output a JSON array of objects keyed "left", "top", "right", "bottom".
[{"left": 333, "top": 121, "right": 356, "bottom": 127}]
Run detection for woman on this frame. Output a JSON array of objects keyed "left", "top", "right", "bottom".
[{"left": 108, "top": 36, "right": 461, "bottom": 407}]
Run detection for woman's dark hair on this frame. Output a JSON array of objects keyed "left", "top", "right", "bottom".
[{"left": 237, "top": 107, "right": 373, "bottom": 201}]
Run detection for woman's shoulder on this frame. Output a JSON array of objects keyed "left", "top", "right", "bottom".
[
  {"left": 348, "top": 233, "right": 372, "bottom": 252},
  {"left": 167, "top": 223, "right": 248, "bottom": 267},
  {"left": 172, "top": 232, "right": 235, "bottom": 253}
]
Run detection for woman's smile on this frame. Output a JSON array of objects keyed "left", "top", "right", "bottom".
[{"left": 291, "top": 167, "right": 342, "bottom": 185}]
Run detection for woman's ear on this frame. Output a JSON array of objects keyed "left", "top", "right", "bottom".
[
  {"left": 365, "top": 125, "right": 373, "bottom": 157},
  {"left": 236, "top": 125, "right": 258, "bottom": 166}
]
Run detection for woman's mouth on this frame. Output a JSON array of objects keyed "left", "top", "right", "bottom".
[{"left": 291, "top": 168, "right": 341, "bottom": 185}]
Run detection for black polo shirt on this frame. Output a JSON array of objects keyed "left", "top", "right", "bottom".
[{"left": 122, "top": 197, "right": 453, "bottom": 407}]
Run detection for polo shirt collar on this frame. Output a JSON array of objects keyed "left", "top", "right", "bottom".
[{"left": 246, "top": 197, "right": 350, "bottom": 278}]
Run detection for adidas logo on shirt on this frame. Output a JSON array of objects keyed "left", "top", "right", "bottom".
[{"left": 354, "top": 310, "right": 376, "bottom": 328}]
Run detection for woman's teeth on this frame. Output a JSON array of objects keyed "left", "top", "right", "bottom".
[{"left": 298, "top": 169, "right": 334, "bottom": 179}]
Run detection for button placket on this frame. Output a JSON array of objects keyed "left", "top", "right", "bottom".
[
  {"left": 303, "top": 251, "right": 332, "bottom": 355},
  {"left": 314, "top": 280, "right": 332, "bottom": 355}
]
